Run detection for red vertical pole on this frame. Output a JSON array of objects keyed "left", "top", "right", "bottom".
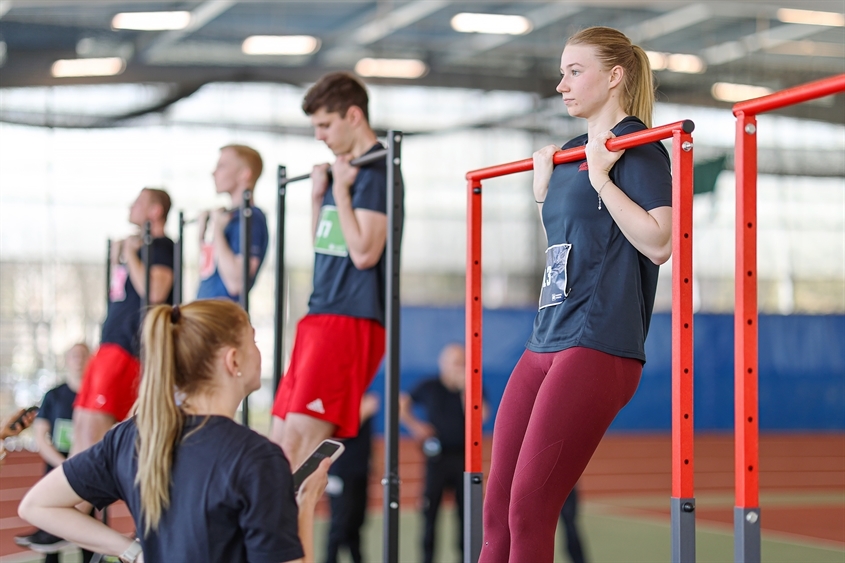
[
  {"left": 733, "top": 112, "right": 761, "bottom": 562},
  {"left": 671, "top": 130, "right": 696, "bottom": 562},
  {"left": 464, "top": 177, "right": 484, "bottom": 563}
]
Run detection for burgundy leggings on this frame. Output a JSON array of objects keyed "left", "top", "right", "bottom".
[{"left": 479, "top": 347, "right": 642, "bottom": 563}]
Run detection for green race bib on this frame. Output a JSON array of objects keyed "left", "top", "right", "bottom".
[
  {"left": 314, "top": 206, "right": 349, "bottom": 257},
  {"left": 52, "top": 418, "right": 73, "bottom": 453}
]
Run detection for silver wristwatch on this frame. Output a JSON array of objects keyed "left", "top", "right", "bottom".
[{"left": 119, "top": 539, "right": 142, "bottom": 563}]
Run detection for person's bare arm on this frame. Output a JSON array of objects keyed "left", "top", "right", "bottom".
[
  {"left": 18, "top": 466, "right": 136, "bottom": 557},
  {"left": 586, "top": 131, "right": 672, "bottom": 265},
  {"left": 331, "top": 156, "right": 387, "bottom": 270},
  {"left": 294, "top": 458, "right": 331, "bottom": 563},
  {"left": 399, "top": 393, "right": 435, "bottom": 442},
  {"left": 33, "top": 419, "right": 65, "bottom": 468},
  {"left": 123, "top": 236, "right": 174, "bottom": 303},
  {"left": 209, "top": 208, "right": 262, "bottom": 296}
]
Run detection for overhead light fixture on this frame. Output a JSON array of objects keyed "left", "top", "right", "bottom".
[
  {"left": 450, "top": 12, "right": 532, "bottom": 35},
  {"left": 711, "top": 82, "right": 773, "bottom": 103},
  {"left": 51, "top": 57, "right": 126, "bottom": 78},
  {"left": 355, "top": 58, "right": 428, "bottom": 79},
  {"left": 646, "top": 51, "right": 705, "bottom": 73},
  {"left": 777, "top": 8, "right": 845, "bottom": 27},
  {"left": 242, "top": 35, "right": 320, "bottom": 55},
  {"left": 667, "top": 53, "right": 706, "bottom": 74},
  {"left": 111, "top": 11, "right": 192, "bottom": 31},
  {"left": 646, "top": 51, "right": 668, "bottom": 71}
]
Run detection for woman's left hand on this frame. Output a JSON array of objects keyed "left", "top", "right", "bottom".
[{"left": 586, "top": 130, "right": 625, "bottom": 188}]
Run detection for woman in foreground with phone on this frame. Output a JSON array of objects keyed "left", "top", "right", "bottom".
[
  {"left": 19, "top": 300, "right": 330, "bottom": 563},
  {"left": 479, "top": 26, "right": 672, "bottom": 562}
]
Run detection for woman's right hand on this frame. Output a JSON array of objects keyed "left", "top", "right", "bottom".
[
  {"left": 532, "top": 144, "right": 559, "bottom": 204},
  {"left": 296, "top": 458, "right": 331, "bottom": 510}
]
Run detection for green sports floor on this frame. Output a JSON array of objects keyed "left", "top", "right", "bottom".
[{"left": 12, "top": 500, "right": 843, "bottom": 563}]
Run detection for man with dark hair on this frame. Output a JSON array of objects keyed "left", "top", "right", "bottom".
[
  {"left": 71, "top": 188, "right": 174, "bottom": 456},
  {"left": 197, "top": 144, "right": 269, "bottom": 301},
  {"left": 271, "top": 72, "right": 398, "bottom": 469}
]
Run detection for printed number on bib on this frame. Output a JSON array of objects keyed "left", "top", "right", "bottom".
[
  {"left": 314, "top": 206, "right": 349, "bottom": 257},
  {"left": 539, "top": 243, "right": 572, "bottom": 310},
  {"left": 110, "top": 265, "right": 128, "bottom": 302}
]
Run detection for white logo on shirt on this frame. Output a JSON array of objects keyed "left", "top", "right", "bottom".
[{"left": 306, "top": 398, "right": 326, "bottom": 414}]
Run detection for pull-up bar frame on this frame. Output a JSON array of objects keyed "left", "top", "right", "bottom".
[
  {"left": 274, "top": 135, "right": 403, "bottom": 562},
  {"left": 174, "top": 195, "right": 254, "bottom": 425},
  {"left": 731, "top": 73, "right": 845, "bottom": 563},
  {"left": 463, "top": 119, "right": 696, "bottom": 563}
]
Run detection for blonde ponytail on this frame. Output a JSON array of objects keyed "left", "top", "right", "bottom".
[
  {"left": 135, "top": 306, "right": 182, "bottom": 536},
  {"left": 567, "top": 27, "right": 655, "bottom": 128},
  {"left": 134, "top": 300, "right": 249, "bottom": 535}
]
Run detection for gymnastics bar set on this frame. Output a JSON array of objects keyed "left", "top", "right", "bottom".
[
  {"left": 730, "top": 73, "right": 845, "bottom": 563},
  {"left": 462, "top": 72, "right": 845, "bottom": 563}
]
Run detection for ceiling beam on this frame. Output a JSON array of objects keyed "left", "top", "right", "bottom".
[
  {"left": 444, "top": 3, "right": 582, "bottom": 65},
  {"left": 624, "top": 3, "right": 712, "bottom": 44},
  {"left": 350, "top": 0, "right": 450, "bottom": 45},
  {"left": 702, "top": 23, "right": 832, "bottom": 66}
]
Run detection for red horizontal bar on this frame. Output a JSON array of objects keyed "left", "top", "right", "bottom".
[
  {"left": 733, "top": 73, "right": 845, "bottom": 117},
  {"left": 465, "top": 120, "right": 694, "bottom": 181}
]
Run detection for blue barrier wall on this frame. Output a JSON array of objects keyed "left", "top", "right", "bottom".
[{"left": 369, "top": 307, "right": 845, "bottom": 433}]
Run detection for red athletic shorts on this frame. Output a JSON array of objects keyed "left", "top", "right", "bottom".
[
  {"left": 73, "top": 343, "right": 141, "bottom": 421},
  {"left": 272, "top": 314, "right": 385, "bottom": 438}
]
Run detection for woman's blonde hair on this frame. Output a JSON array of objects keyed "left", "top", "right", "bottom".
[
  {"left": 134, "top": 299, "right": 249, "bottom": 535},
  {"left": 567, "top": 26, "right": 655, "bottom": 128}
]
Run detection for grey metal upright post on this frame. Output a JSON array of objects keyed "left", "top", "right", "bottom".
[
  {"left": 174, "top": 211, "right": 184, "bottom": 305},
  {"left": 240, "top": 190, "right": 253, "bottom": 426},
  {"left": 141, "top": 221, "right": 152, "bottom": 314},
  {"left": 382, "top": 131, "right": 403, "bottom": 563},
  {"left": 273, "top": 166, "right": 287, "bottom": 395}
]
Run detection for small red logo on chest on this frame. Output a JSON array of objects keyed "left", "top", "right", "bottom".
[{"left": 578, "top": 161, "right": 589, "bottom": 171}]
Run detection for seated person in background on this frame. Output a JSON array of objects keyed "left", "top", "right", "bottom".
[
  {"left": 19, "top": 300, "right": 330, "bottom": 563},
  {"left": 400, "top": 343, "right": 489, "bottom": 563},
  {"left": 16, "top": 343, "right": 95, "bottom": 562}
]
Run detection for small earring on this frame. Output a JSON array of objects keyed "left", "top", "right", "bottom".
[{"left": 237, "top": 371, "right": 243, "bottom": 378}]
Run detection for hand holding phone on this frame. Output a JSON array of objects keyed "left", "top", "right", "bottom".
[
  {"left": 292, "top": 439, "right": 345, "bottom": 490},
  {"left": 9, "top": 406, "right": 38, "bottom": 432}
]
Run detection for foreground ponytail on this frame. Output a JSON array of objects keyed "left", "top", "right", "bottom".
[
  {"left": 134, "top": 300, "right": 249, "bottom": 535},
  {"left": 135, "top": 306, "right": 181, "bottom": 536},
  {"left": 567, "top": 27, "right": 655, "bottom": 128}
]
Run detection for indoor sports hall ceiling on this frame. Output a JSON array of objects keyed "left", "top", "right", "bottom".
[{"left": 0, "top": 0, "right": 843, "bottom": 126}]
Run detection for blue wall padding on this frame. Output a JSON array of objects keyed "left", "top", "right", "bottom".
[{"left": 368, "top": 308, "right": 845, "bottom": 433}]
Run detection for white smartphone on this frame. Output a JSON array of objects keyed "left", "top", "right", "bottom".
[{"left": 292, "top": 439, "right": 345, "bottom": 490}]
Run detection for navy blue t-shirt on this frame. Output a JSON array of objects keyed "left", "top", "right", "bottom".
[
  {"left": 101, "top": 237, "right": 174, "bottom": 358},
  {"left": 63, "top": 416, "right": 304, "bottom": 563},
  {"left": 527, "top": 116, "right": 672, "bottom": 362},
  {"left": 37, "top": 383, "right": 76, "bottom": 471},
  {"left": 196, "top": 207, "right": 269, "bottom": 302},
  {"left": 410, "top": 378, "right": 466, "bottom": 455},
  {"left": 308, "top": 143, "right": 401, "bottom": 326}
]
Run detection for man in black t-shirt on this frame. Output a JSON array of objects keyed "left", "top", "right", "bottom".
[
  {"left": 71, "top": 188, "right": 174, "bottom": 458},
  {"left": 324, "top": 392, "right": 379, "bottom": 563},
  {"left": 16, "top": 343, "right": 95, "bottom": 561},
  {"left": 400, "top": 344, "right": 488, "bottom": 563}
]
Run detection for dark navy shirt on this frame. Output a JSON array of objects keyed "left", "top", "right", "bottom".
[
  {"left": 308, "top": 143, "right": 402, "bottom": 326},
  {"left": 410, "top": 378, "right": 466, "bottom": 455},
  {"left": 37, "top": 383, "right": 76, "bottom": 471},
  {"left": 527, "top": 116, "right": 672, "bottom": 362},
  {"left": 101, "top": 237, "right": 174, "bottom": 358},
  {"left": 197, "top": 207, "right": 269, "bottom": 302},
  {"left": 63, "top": 416, "right": 304, "bottom": 563}
]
